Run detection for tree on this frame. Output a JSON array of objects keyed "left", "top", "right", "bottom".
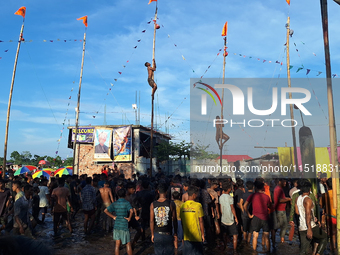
[
  {"left": 156, "top": 140, "right": 191, "bottom": 162},
  {"left": 10, "top": 151, "right": 22, "bottom": 165},
  {"left": 190, "top": 144, "right": 219, "bottom": 160}
]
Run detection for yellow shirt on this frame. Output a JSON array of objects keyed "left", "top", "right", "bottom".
[
  {"left": 174, "top": 200, "right": 183, "bottom": 220},
  {"left": 180, "top": 200, "right": 204, "bottom": 242}
]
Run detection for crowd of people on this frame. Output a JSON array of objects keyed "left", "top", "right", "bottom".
[{"left": 0, "top": 167, "right": 337, "bottom": 255}]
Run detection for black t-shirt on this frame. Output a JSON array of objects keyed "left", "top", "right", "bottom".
[
  {"left": 242, "top": 190, "right": 254, "bottom": 215},
  {"left": 0, "top": 188, "right": 10, "bottom": 216},
  {"left": 152, "top": 200, "right": 172, "bottom": 233},
  {"left": 135, "top": 190, "right": 154, "bottom": 220},
  {"left": 234, "top": 188, "right": 244, "bottom": 209}
]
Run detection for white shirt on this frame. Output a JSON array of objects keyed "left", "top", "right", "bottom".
[
  {"left": 297, "top": 195, "right": 316, "bottom": 231},
  {"left": 38, "top": 186, "right": 50, "bottom": 208}
]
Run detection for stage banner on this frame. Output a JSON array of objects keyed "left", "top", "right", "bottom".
[
  {"left": 113, "top": 126, "right": 132, "bottom": 162},
  {"left": 71, "top": 127, "right": 95, "bottom": 143},
  {"left": 94, "top": 128, "right": 112, "bottom": 161}
]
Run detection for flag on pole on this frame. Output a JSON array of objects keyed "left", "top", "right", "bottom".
[
  {"left": 221, "top": 22, "right": 228, "bottom": 37},
  {"left": 286, "top": 0, "right": 290, "bottom": 5},
  {"left": 77, "top": 16, "right": 88, "bottom": 27},
  {"left": 148, "top": 0, "right": 157, "bottom": 4},
  {"left": 14, "top": 7, "right": 26, "bottom": 18}
]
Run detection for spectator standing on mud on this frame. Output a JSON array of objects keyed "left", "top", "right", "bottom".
[
  {"left": 150, "top": 183, "right": 177, "bottom": 255},
  {"left": 99, "top": 181, "right": 114, "bottom": 232},
  {"left": 180, "top": 185, "right": 205, "bottom": 255},
  {"left": 104, "top": 188, "right": 133, "bottom": 255},
  {"left": 51, "top": 178, "right": 73, "bottom": 235},
  {"left": 239, "top": 180, "right": 254, "bottom": 244},
  {"left": 38, "top": 179, "right": 50, "bottom": 223},
  {"left": 81, "top": 177, "right": 97, "bottom": 235}
]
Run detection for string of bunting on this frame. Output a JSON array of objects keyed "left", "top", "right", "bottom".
[
  {"left": 55, "top": 86, "right": 75, "bottom": 156},
  {"left": 0, "top": 39, "right": 83, "bottom": 43}
]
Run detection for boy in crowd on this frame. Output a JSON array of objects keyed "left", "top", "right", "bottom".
[
  {"left": 150, "top": 183, "right": 177, "bottom": 255},
  {"left": 38, "top": 179, "right": 50, "bottom": 223},
  {"left": 104, "top": 188, "right": 133, "bottom": 255},
  {"left": 244, "top": 181, "right": 272, "bottom": 252},
  {"left": 239, "top": 180, "right": 254, "bottom": 244},
  {"left": 219, "top": 181, "right": 238, "bottom": 253},
  {"left": 180, "top": 185, "right": 205, "bottom": 255},
  {"left": 172, "top": 191, "right": 183, "bottom": 249}
]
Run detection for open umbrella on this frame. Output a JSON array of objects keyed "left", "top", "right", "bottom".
[
  {"left": 14, "top": 166, "right": 33, "bottom": 176},
  {"left": 56, "top": 166, "right": 72, "bottom": 175},
  {"left": 32, "top": 170, "right": 53, "bottom": 179},
  {"left": 54, "top": 168, "right": 71, "bottom": 177},
  {"left": 38, "top": 160, "right": 50, "bottom": 165},
  {"left": 22, "top": 165, "right": 37, "bottom": 171}
]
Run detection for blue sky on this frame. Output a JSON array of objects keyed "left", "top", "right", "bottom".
[{"left": 0, "top": 0, "right": 339, "bottom": 160}]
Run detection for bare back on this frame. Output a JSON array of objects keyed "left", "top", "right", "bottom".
[{"left": 100, "top": 186, "right": 113, "bottom": 206}]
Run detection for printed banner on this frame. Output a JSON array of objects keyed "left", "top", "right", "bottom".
[
  {"left": 113, "top": 126, "right": 132, "bottom": 162},
  {"left": 71, "top": 127, "right": 95, "bottom": 143},
  {"left": 94, "top": 128, "right": 112, "bottom": 161}
]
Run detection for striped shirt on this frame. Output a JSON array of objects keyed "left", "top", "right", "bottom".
[
  {"left": 107, "top": 198, "right": 132, "bottom": 231},
  {"left": 81, "top": 185, "right": 96, "bottom": 211}
]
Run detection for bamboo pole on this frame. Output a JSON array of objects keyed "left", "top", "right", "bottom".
[
  {"left": 73, "top": 31, "right": 86, "bottom": 176},
  {"left": 219, "top": 37, "right": 227, "bottom": 170},
  {"left": 2, "top": 21, "right": 25, "bottom": 178},
  {"left": 149, "top": 5, "right": 158, "bottom": 178},
  {"left": 320, "top": 0, "right": 339, "bottom": 245},
  {"left": 286, "top": 17, "right": 299, "bottom": 173}
]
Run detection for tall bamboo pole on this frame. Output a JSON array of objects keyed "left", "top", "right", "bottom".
[
  {"left": 73, "top": 31, "right": 87, "bottom": 176},
  {"left": 320, "top": 0, "right": 339, "bottom": 245},
  {"left": 149, "top": 4, "right": 158, "bottom": 177},
  {"left": 219, "top": 37, "right": 226, "bottom": 170},
  {"left": 286, "top": 17, "right": 299, "bottom": 173},
  {"left": 2, "top": 21, "right": 25, "bottom": 178}
]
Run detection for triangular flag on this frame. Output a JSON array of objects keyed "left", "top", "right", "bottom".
[
  {"left": 148, "top": 0, "right": 157, "bottom": 4},
  {"left": 306, "top": 69, "right": 311, "bottom": 75},
  {"left": 296, "top": 67, "right": 303, "bottom": 73},
  {"left": 14, "top": 7, "right": 26, "bottom": 18},
  {"left": 286, "top": 0, "right": 290, "bottom": 5},
  {"left": 221, "top": 22, "right": 228, "bottom": 37},
  {"left": 77, "top": 16, "right": 88, "bottom": 27},
  {"left": 289, "top": 65, "right": 293, "bottom": 70}
]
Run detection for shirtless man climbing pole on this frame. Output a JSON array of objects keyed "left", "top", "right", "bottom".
[
  {"left": 215, "top": 115, "right": 230, "bottom": 150},
  {"left": 145, "top": 59, "right": 157, "bottom": 98}
]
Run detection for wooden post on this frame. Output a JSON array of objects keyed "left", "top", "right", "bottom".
[
  {"left": 2, "top": 21, "right": 24, "bottom": 178},
  {"left": 286, "top": 17, "right": 299, "bottom": 173},
  {"left": 73, "top": 31, "right": 86, "bottom": 176},
  {"left": 149, "top": 5, "right": 158, "bottom": 178},
  {"left": 220, "top": 37, "right": 227, "bottom": 170},
  {"left": 320, "top": 0, "right": 339, "bottom": 245}
]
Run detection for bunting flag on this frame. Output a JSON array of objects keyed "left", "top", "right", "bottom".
[
  {"left": 221, "top": 22, "right": 228, "bottom": 37},
  {"left": 77, "top": 16, "right": 88, "bottom": 27},
  {"left": 0, "top": 38, "right": 82, "bottom": 43},
  {"left": 286, "top": 0, "right": 290, "bottom": 5},
  {"left": 14, "top": 7, "right": 26, "bottom": 18},
  {"left": 148, "top": 0, "right": 157, "bottom": 4}
]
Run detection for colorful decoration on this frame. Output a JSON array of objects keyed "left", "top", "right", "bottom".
[
  {"left": 14, "top": 6, "right": 26, "bottom": 18},
  {"left": 222, "top": 22, "right": 228, "bottom": 37},
  {"left": 77, "top": 16, "right": 88, "bottom": 27},
  {"left": 32, "top": 170, "right": 53, "bottom": 179}
]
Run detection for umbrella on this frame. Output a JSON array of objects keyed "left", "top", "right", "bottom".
[
  {"left": 56, "top": 166, "right": 72, "bottom": 175},
  {"left": 54, "top": 168, "right": 71, "bottom": 177},
  {"left": 42, "top": 168, "right": 55, "bottom": 172},
  {"left": 38, "top": 160, "right": 50, "bottom": 165},
  {"left": 32, "top": 170, "right": 53, "bottom": 179},
  {"left": 14, "top": 166, "right": 33, "bottom": 176},
  {"left": 23, "top": 165, "right": 37, "bottom": 171}
]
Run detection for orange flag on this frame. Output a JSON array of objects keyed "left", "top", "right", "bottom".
[
  {"left": 77, "top": 16, "right": 88, "bottom": 27},
  {"left": 14, "top": 6, "right": 26, "bottom": 18},
  {"left": 221, "top": 22, "right": 228, "bottom": 37},
  {"left": 286, "top": 0, "right": 290, "bottom": 5},
  {"left": 148, "top": 0, "right": 157, "bottom": 4}
]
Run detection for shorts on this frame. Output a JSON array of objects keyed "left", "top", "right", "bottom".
[
  {"left": 221, "top": 222, "right": 238, "bottom": 236},
  {"left": 39, "top": 207, "right": 48, "bottom": 214},
  {"left": 174, "top": 220, "right": 183, "bottom": 241},
  {"left": 84, "top": 209, "right": 96, "bottom": 217},
  {"left": 251, "top": 216, "right": 270, "bottom": 233},
  {"left": 113, "top": 229, "right": 130, "bottom": 245},
  {"left": 241, "top": 215, "right": 252, "bottom": 233},
  {"left": 148, "top": 78, "right": 155, "bottom": 87}
]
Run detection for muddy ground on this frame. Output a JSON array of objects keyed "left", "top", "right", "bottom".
[{"left": 27, "top": 210, "right": 330, "bottom": 255}]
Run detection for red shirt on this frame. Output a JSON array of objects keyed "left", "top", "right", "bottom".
[
  {"left": 274, "top": 186, "right": 286, "bottom": 211},
  {"left": 247, "top": 192, "right": 270, "bottom": 220}
]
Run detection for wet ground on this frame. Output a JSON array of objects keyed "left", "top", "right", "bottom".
[{"left": 20, "top": 211, "right": 334, "bottom": 255}]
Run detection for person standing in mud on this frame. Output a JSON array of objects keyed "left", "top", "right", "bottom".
[
  {"left": 145, "top": 59, "right": 157, "bottom": 98},
  {"left": 81, "top": 177, "right": 97, "bottom": 235},
  {"left": 51, "top": 178, "right": 73, "bottom": 235},
  {"left": 100, "top": 181, "right": 114, "bottom": 232}
]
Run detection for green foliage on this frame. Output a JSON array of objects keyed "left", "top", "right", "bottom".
[
  {"left": 190, "top": 144, "right": 219, "bottom": 160},
  {"left": 156, "top": 140, "right": 191, "bottom": 162}
]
